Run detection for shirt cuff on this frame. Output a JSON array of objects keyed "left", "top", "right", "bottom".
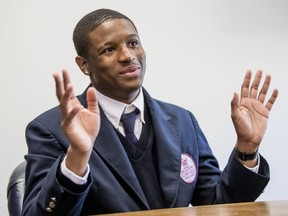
[
  {"left": 60, "top": 156, "right": 90, "bottom": 185},
  {"left": 243, "top": 153, "right": 260, "bottom": 173}
]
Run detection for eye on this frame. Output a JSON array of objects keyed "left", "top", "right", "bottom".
[
  {"left": 129, "top": 40, "right": 139, "bottom": 47},
  {"left": 104, "top": 47, "right": 114, "bottom": 53}
]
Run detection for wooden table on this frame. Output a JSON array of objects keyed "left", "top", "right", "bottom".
[{"left": 96, "top": 200, "right": 288, "bottom": 216}]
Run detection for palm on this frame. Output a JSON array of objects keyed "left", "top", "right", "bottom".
[
  {"left": 63, "top": 98, "right": 100, "bottom": 151},
  {"left": 233, "top": 98, "right": 269, "bottom": 145}
]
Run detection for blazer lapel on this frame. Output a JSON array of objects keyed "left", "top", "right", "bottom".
[{"left": 144, "top": 90, "right": 181, "bottom": 208}]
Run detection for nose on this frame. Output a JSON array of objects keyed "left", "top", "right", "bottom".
[{"left": 118, "top": 46, "right": 135, "bottom": 63}]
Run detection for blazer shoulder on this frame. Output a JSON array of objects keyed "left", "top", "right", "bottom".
[
  {"left": 30, "top": 105, "right": 61, "bottom": 125},
  {"left": 28, "top": 88, "right": 88, "bottom": 126}
]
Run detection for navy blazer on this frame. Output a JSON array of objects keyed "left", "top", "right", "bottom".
[{"left": 23, "top": 87, "right": 269, "bottom": 215}]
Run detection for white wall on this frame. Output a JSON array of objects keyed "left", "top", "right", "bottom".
[{"left": 1, "top": 0, "right": 287, "bottom": 215}]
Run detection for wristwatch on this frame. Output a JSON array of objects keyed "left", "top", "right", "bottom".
[{"left": 236, "top": 149, "right": 258, "bottom": 161}]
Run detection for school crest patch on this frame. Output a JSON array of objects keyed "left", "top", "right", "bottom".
[{"left": 180, "top": 153, "right": 196, "bottom": 184}]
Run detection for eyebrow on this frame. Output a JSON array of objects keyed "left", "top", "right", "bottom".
[{"left": 97, "top": 33, "right": 140, "bottom": 49}]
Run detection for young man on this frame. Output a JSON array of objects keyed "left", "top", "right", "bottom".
[{"left": 23, "top": 8, "right": 278, "bottom": 215}]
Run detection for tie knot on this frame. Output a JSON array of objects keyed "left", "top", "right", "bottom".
[
  {"left": 121, "top": 108, "right": 139, "bottom": 133},
  {"left": 120, "top": 108, "right": 139, "bottom": 144}
]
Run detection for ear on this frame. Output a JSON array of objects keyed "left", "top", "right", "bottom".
[{"left": 75, "top": 56, "right": 90, "bottom": 75}]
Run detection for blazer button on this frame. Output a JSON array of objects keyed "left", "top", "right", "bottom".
[
  {"left": 49, "top": 201, "right": 56, "bottom": 209},
  {"left": 51, "top": 197, "right": 57, "bottom": 202},
  {"left": 46, "top": 207, "right": 53, "bottom": 213}
]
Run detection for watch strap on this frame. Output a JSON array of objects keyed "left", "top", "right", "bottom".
[{"left": 236, "top": 149, "right": 258, "bottom": 161}]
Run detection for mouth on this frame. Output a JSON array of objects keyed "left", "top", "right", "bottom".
[{"left": 120, "top": 66, "right": 141, "bottom": 78}]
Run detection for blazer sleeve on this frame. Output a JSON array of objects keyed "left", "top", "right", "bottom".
[
  {"left": 22, "top": 118, "right": 93, "bottom": 216},
  {"left": 215, "top": 150, "right": 269, "bottom": 203},
  {"left": 189, "top": 113, "right": 269, "bottom": 205}
]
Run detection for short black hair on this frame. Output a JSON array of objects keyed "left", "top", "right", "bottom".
[{"left": 73, "top": 8, "right": 137, "bottom": 58}]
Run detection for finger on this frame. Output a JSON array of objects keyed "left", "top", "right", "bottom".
[
  {"left": 62, "top": 69, "right": 72, "bottom": 91},
  {"left": 265, "top": 89, "right": 278, "bottom": 111},
  {"left": 86, "top": 87, "right": 99, "bottom": 113},
  {"left": 59, "top": 83, "right": 74, "bottom": 116},
  {"left": 241, "top": 70, "right": 252, "bottom": 99},
  {"left": 53, "top": 72, "right": 64, "bottom": 102},
  {"left": 231, "top": 92, "right": 239, "bottom": 119},
  {"left": 249, "top": 70, "right": 263, "bottom": 99},
  {"left": 258, "top": 74, "right": 271, "bottom": 103}
]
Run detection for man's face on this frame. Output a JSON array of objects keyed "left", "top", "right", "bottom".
[{"left": 86, "top": 18, "right": 146, "bottom": 104}]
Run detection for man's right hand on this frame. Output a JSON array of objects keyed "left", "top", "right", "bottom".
[{"left": 53, "top": 69, "right": 100, "bottom": 177}]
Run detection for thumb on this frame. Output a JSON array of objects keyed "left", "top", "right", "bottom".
[
  {"left": 86, "top": 87, "right": 99, "bottom": 113},
  {"left": 231, "top": 92, "right": 239, "bottom": 118}
]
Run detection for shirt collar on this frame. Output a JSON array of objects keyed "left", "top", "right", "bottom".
[{"left": 95, "top": 87, "right": 145, "bottom": 129}]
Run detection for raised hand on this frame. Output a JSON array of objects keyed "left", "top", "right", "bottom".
[
  {"left": 53, "top": 69, "right": 100, "bottom": 176},
  {"left": 231, "top": 70, "right": 278, "bottom": 155}
]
